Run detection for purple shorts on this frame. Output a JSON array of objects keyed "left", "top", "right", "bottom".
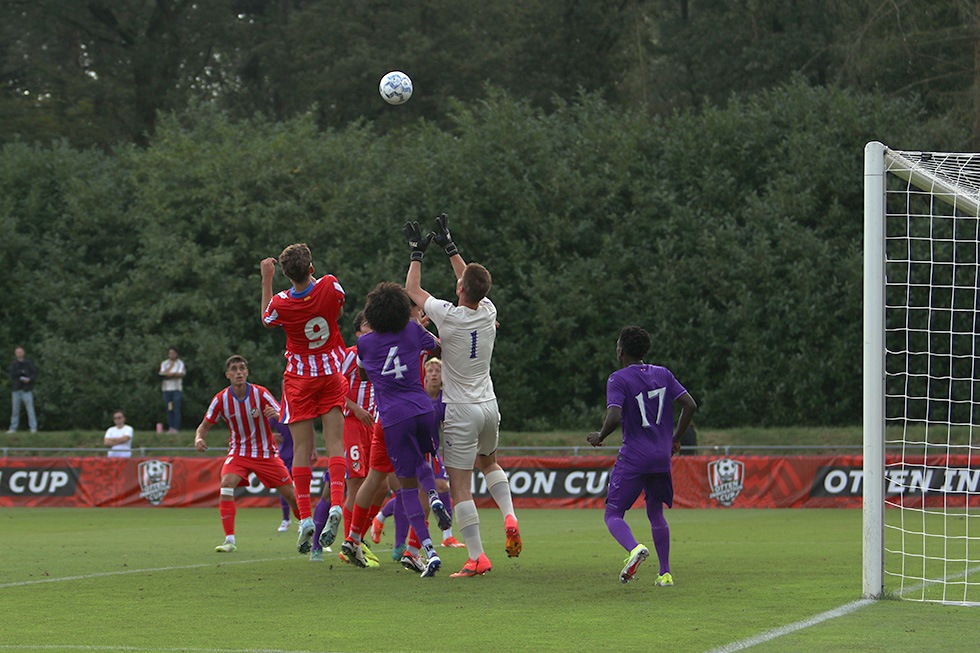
[
  {"left": 383, "top": 412, "right": 437, "bottom": 479},
  {"left": 605, "top": 464, "right": 673, "bottom": 513}
]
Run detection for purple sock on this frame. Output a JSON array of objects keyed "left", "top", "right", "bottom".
[
  {"left": 279, "top": 496, "right": 291, "bottom": 521},
  {"left": 415, "top": 460, "right": 438, "bottom": 503},
  {"left": 647, "top": 502, "right": 670, "bottom": 574},
  {"left": 381, "top": 496, "right": 396, "bottom": 519},
  {"left": 311, "top": 497, "right": 331, "bottom": 552},
  {"left": 604, "top": 508, "right": 638, "bottom": 552},
  {"left": 438, "top": 491, "right": 452, "bottom": 518},
  {"left": 397, "top": 488, "right": 435, "bottom": 558},
  {"left": 394, "top": 492, "right": 409, "bottom": 547}
]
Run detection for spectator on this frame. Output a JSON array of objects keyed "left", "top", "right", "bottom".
[
  {"left": 7, "top": 346, "right": 37, "bottom": 434},
  {"left": 159, "top": 346, "right": 185, "bottom": 434},
  {"left": 678, "top": 422, "right": 698, "bottom": 455},
  {"left": 104, "top": 410, "right": 133, "bottom": 457}
]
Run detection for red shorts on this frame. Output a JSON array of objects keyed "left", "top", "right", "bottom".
[
  {"left": 282, "top": 373, "right": 348, "bottom": 423},
  {"left": 368, "top": 421, "right": 394, "bottom": 474},
  {"left": 343, "top": 414, "right": 374, "bottom": 478},
  {"left": 222, "top": 454, "right": 292, "bottom": 490}
]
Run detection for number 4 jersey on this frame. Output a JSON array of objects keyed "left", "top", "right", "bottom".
[
  {"left": 263, "top": 275, "right": 346, "bottom": 377},
  {"left": 606, "top": 364, "right": 688, "bottom": 473},
  {"left": 356, "top": 320, "right": 438, "bottom": 428}
]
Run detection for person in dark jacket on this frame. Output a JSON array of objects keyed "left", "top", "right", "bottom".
[{"left": 7, "top": 346, "right": 37, "bottom": 433}]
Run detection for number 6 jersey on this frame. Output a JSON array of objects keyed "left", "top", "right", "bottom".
[{"left": 263, "top": 275, "right": 346, "bottom": 377}]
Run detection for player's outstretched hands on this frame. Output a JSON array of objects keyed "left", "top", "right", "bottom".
[
  {"left": 587, "top": 431, "right": 604, "bottom": 447},
  {"left": 404, "top": 221, "right": 433, "bottom": 261},
  {"left": 432, "top": 213, "right": 459, "bottom": 257}
]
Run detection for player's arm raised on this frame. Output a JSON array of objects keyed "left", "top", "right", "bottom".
[
  {"left": 404, "top": 220, "right": 433, "bottom": 308},
  {"left": 431, "top": 213, "right": 466, "bottom": 279},
  {"left": 260, "top": 257, "right": 277, "bottom": 328}
]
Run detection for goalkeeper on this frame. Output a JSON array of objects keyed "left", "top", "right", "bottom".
[{"left": 587, "top": 325, "right": 697, "bottom": 585}]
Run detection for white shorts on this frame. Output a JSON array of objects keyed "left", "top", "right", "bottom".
[{"left": 442, "top": 399, "right": 500, "bottom": 470}]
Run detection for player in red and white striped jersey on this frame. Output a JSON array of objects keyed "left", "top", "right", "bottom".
[
  {"left": 194, "top": 355, "right": 298, "bottom": 554},
  {"left": 261, "top": 243, "right": 350, "bottom": 555}
]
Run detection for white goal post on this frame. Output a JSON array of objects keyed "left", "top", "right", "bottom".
[{"left": 864, "top": 141, "right": 980, "bottom": 604}]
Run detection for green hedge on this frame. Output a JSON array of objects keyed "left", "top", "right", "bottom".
[{"left": 0, "top": 80, "right": 963, "bottom": 431}]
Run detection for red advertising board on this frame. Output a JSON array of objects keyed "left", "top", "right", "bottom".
[{"left": 1, "top": 454, "right": 977, "bottom": 508}]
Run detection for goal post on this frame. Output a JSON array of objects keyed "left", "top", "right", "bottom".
[
  {"left": 863, "top": 141, "right": 886, "bottom": 599},
  {"left": 863, "top": 141, "right": 980, "bottom": 605}
]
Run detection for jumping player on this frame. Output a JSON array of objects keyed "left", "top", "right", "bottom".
[
  {"left": 261, "top": 244, "right": 349, "bottom": 554},
  {"left": 404, "top": 214, "right": 519, "bottom": 577},
  {"left": 341, "top": 282, "right": 446, "bottom": 577},
  {"left": 194, "top": 355, "right": 299, "bottom": 553},
  {"left": 587, "top": 325, "right": 697, "bottom": 585}
]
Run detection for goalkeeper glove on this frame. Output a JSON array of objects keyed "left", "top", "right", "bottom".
[
  {"left": 404, "top": 221, "right": 433, "bottom": 262},
  {"left": 431, "top": 213, "right": 459, "bottom": 257}
]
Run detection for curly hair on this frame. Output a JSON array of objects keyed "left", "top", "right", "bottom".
[
  {"left": 278, "top": 243, "right": 312, "bottom": 283},
  {"left": 364, "top": 282, "right": 411, "bottom": 333},
  {"left": 618, "top": 326, "right": 651, "bottom": 360}
]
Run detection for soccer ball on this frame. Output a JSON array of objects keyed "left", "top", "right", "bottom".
[{"left": 379, "top": 71, "right": 413, "bottom": 105}]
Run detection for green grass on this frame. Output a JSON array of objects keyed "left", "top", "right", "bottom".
[
  {"left": 1, "top": 426, "right": 874, "bottom": 457},
  {"left": 1, "top": 507, "right": 978, "bottom": 652}
]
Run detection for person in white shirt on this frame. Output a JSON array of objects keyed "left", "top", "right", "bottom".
[
  {"left": 159, "top": 347, "right": 186, "bottom": 434},
  {"left": 104, "top": 410, "right": 134, "bottom": 457},
  {"left": 404, "top": 213, "right": 521, "bottom": 578}
]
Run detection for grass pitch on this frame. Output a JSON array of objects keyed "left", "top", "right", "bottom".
[{"left": 0, "top": 507, "right": 977, "bottom": 652}]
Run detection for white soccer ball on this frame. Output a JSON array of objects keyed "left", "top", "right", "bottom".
[
  {"left": 379, "top": 71, "right": 413, "bottom": 105},
  {"left": 715, "top": 459, "right": 737, "bottom": 477}
]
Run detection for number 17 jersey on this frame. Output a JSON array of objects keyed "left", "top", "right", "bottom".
[
  {"left": 263, "top": 275, "right": 346, "bottom": 377},
  {"left": 606, "top": 364, "right": 687, "bottom": 474}
]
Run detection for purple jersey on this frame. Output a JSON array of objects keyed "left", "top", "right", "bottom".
[
  {"left": 269, "top": 417, "right": 294, "bottom": 466},
  {"left": 357, "top": 321, "right": 438, "bottom": 427},
  {"left": 429, "top": 389, "right": 445, "bottom": 448},
  {"left": 606, "top": 364, "right": 687, "bottom": 473}
]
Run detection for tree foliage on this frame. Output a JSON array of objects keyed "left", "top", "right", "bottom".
[{"left": 0, "top": 82, "right": 964, "bottom": 431}]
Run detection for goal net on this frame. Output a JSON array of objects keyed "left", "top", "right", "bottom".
[{"left": 864, "top": 142, "right": 980, "bottom": 604}]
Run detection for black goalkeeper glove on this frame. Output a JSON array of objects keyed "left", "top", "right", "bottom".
[
  {"left": 404, "top": 221, "right": 433, "bottom": 262},
  {"left": 431, "top": 213, "right": 459, "bottom": 257}
]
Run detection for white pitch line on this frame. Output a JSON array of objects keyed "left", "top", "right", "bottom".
[
  {"left": 707, "top": 562, "right": 980, "bottom": 651},
  {"left": 0, "top": 556, "right": 296, "bottom": 589},
  {"left": 704, "top": 598, "right": 876, "bottom": 653}
]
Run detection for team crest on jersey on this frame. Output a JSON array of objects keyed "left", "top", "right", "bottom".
[
  {"left": 707, "top": 458, "right": 744, "bottom": 506},
  {"left": 138, "top": 460, "right": 173, "bottom": 505}
]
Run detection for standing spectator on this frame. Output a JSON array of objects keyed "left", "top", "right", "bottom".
[
  {"left": 159, "top": 346, "right": 185, "bottom": 434},
  {"left": 7, "top": 346, "right": 37, "bottom": 434},
  {"left": 104, "top": 410, "right": 134, "bottom": 457}
]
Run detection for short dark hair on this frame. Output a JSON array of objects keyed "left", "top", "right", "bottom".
[
  {"left": 168, "top": 346, "right": 179, "bottom": 355},
  {"left": 618, "top": 326, "right": 651, "bottom": 360},
  {"left": 352, "top": 310, "right": 366, "bottom": 333},
  {"left": 225, "top": 354, "right": 248, "bottom": 370},
  {"left": 279, "top": 243, "right": 312, "bottom": 282},
  {"left": 364, "top": 282, "right": 411, "bottom": 333},
  {"left": 461, "top": 263, "right": 491, "bottom": 302}
]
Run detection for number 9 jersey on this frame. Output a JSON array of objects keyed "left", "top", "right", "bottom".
[{"left": 263, "top": 275, "right": 347, "bottom": 377}]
